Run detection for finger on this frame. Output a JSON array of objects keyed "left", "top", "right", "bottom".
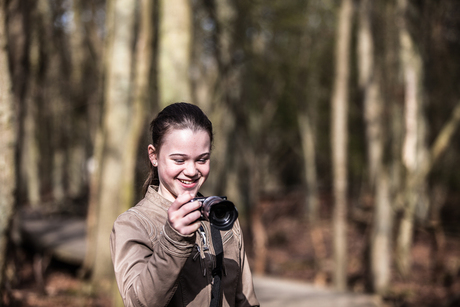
[
  {"left": 180, "top": 200, "right": 202, "bottom": 216},
  {"left": 168, "top": 195, "right": 198, "bottom": 226},
  {"left": 169, "top": 207, "right": 201, "bottom": 232},
  {"left": 184, "top": 209, "right": 202, "bottom": 223},
  {"left": 171, "top": 203, "right": 201, "bottom": 228},
  {"left": 170, "top": 213, "right": 201, "bottom": 236},
  {"left": 170, "top": 191, "right": 195, "bottom": 211},
  {"left": 179, "top": 220, "right": 202, "bottom": 236}
]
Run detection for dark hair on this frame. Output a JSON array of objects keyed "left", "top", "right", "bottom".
[{"left": 142, "top": 102, "right": 213, "bottom": 194}]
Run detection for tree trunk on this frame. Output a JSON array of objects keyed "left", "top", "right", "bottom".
[
  {"left": 298, "top": 112, "right": 319, "bottom": 223},
  {"left": 124, "top": 0, "right": 154, "bottom": 205},
  {"left": 396, "top": 0, "right": 427, "bottom": 277},
  {"left": 0, "top": 0, "right": 17, "bottom": 288},
  {"left": 38, "top": 0, "right": 68, "bottom": 206},
  {"left": 370, "top": 171, "right": 392, "bottom": 294},
  {"left": 331, "top": 0, "right": 353, "bottom": 291},
  {"left": 86, "top": 0, "right": 140, "bottom": 294},
  {"left": 358, "top": 0, "right": 383, "bottom": 188},
  {"left": 297, "top": 0, "right": 327, "bottom": 224},
  {"left": 358, "top": 0, "right": 391, "bottom": 294},
  {"left": 158, "top": 0, "right": 192, "bottom": 107},
  {"left": 68, "top": 0, "right": 88, "bottom": 199},
  {"left": 21, "top": 21, "right": 41, "bottom": 208}
]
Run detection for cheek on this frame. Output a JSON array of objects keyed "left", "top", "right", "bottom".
[
  {"left": 199, "top": 163, "right": 211, "bottom": 177},
  {"left": 158, "top": 163, "right": 179, "bottom": 181}
]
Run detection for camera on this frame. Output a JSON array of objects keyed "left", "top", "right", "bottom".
[{"left": 192, "top": 196, "right": 238, "bottom": 231}]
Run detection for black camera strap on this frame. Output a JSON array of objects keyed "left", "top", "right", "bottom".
[{"left": 210, "top": 225, "right": 223, "bottom": 307}]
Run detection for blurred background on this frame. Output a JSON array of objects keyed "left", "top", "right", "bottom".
[{"left": 1, "top": 0, "right": 460, "bottom": 306}]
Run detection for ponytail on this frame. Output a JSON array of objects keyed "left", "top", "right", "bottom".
[{"left": 142, "top": 162, "right": 158, "bottom": 195}]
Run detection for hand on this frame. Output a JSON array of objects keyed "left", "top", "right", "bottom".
[{"left": 167, "top": 192, "right": 202, "bottom": 235}]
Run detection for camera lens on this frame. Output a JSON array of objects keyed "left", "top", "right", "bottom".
[
  {"left": 213, "top": 207, "right": 227, "bottom": 220},
  {"left": 201, "top": 197, "right": 238, "bottom": 231}
]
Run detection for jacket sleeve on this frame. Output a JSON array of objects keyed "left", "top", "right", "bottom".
[
  {"left": 235, "top": 221, "right": 260, "bottom": 307},
  {"left": 110, "top": 212, "right": 196, "bottom": 307}
]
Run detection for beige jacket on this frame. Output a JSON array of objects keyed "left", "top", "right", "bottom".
[{"left": 110, "top": 186, "right": 260, "bottom": 307}]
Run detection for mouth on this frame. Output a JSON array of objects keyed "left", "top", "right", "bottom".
[{"left": 178, "top": 179, "right": 198, "bottom": 185}]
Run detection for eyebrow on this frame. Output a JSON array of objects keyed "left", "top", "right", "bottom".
[{"left": 169, "top": 152, "right": 210, "bottom": 157}]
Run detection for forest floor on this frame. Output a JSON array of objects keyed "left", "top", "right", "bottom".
[
  {"left": 3, "top": 193, "right": 460, "bottom": 307},
  {"left": 249, "top": 192, "right": 460, "bottom": 307}
]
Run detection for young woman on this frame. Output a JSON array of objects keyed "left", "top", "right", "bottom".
[{"left": 110, "top": 103, "right": 259, "bottom": 307}]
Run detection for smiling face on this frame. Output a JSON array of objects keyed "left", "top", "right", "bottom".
[{"left": 149, "top": 128, "right": 211, "bottom": 202}]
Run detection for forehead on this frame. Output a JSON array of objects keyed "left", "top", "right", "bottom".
[{"left": 160, "top": 128, "right": 211, "bottom": 152}]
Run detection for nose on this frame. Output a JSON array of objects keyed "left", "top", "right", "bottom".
[{"left": 183, "top": 162, "right": 198, "bottom": 177}]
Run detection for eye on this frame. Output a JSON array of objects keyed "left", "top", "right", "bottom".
[
  {"left": 197, "top": 156, "right": 210, "bottom": 164},
  {"left": 173, "top": 159, "right": 185, "bottom": 164}
]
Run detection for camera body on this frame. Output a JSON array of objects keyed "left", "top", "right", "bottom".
[{"left": 192, "top": 196, "right": 238, "bottom": 231}]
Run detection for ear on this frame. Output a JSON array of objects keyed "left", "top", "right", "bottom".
[{"left": 148, "top": 145, "right": 158, "bottom": 167}]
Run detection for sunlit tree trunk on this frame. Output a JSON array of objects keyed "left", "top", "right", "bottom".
[
  {"left": 86, "top": 0, "right": 141, "bottom": 294},
  {"left": 396, "top": 0, "right": 428, "bottom": 277},
  {"left": 370, "top": 171, "right": 393, "bottom": 293},
  {"left": 358, "top": 0, "right": 383, "bottom": 188},
  {"left": 397, "top": 100, "right": 460, "bottom": 276},
  {"left": 21, "top": 19, "right": 41, "bottom": 208},
  {"left": 127, "top": 0, "right": 155, "bottom": 198},
  {"left": 158, "top": 0, "right": 192, "bottom": 107},
  {"left": 358, "top": 0, "right": 391, "bottom": 294},
  {"left": 0, "top": 0, "right": 17, "bottom": 288},
  {"left": 331, "top": 0, "right": 353, "bottom": 291}
]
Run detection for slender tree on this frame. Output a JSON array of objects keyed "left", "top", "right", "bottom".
[
  {"left": 396, "top": 0, "right": 428, "bottom": 277},
  {"left": 158, "top": 0, "right": 192, "bottom": 107},
  {"left": 297, "top": 0, "right": 328, "bottom": 224},
  {"left": 38, "top": 0, "right": 68, "bottom": 205},
  {"left": 84, "top": 0, "right": 143, "bottom": 295},
  {"left": 358, "top": 0, "right": 383, "bottom": 188},
  {"left": 357, "top": 0, "right": 392, "bottom": 294},
  {"left": 20, "top": 8, "right": 41, "bottom": 208},
  {"left": 198, "top": 0, "right": 237, "bottom": 198},
  {"left": 68, "top": 0, "right": 89, "bottom": 199},
  {"left": 331, "top": 0, "right": 353, "bottom": 291},
  {"left": 298, "top": 111, "right": 319, "bottom": 222},
  {"left": 0, "top": 0, "right": 17, "bottom": 289}
]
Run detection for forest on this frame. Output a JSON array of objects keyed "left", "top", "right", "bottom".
[{"left": 1, "top": 0, "right": 460, "bottom": 306}]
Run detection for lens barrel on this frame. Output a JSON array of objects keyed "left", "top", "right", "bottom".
[{"left": 197, "top": 196, "right": 238, "bottom": 231}]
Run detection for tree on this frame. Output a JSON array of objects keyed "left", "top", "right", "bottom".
[
  {"left": 298, "top": 0, "right": 321, "bottom": 224},
  {"left": 38, "top": 0, "right": 68, "bottom": 205},
  {"left": 357, "top": 0, "right": 392, "bottom": 294},
  {"left": 158, "top": 0, "right": 192, "bottom": 107},
  {"left": 83, "top": 0, "right": 152, "bottom": 296},
  {"left": 396, "top": 0, "right": 428, "bottom": 277},
  {"left": 20, "top": 4, "right": 41, "bottom": 208},
  {"left": 330, "top": 0, "right": 353, "bottom": 291},
  {"left": 68, "top": 0, "right": 90, "bottom": 199},
  {"left": 197, "top": 0, "right": 238, "bottom": 198},
  {"left": 0, "top": 0, "right": 17, "bottom": 289}
]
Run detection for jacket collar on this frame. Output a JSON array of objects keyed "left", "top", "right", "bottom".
[{"left": 145, "top": 185, "right": 171, "bottom": 211}]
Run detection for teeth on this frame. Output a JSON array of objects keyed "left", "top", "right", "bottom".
[{"left": 180, "top": 179, "right": 194, "bottom": 184}]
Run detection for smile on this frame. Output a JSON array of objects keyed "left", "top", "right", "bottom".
[{"left": 179, "top": 179, "right": 196, "bottom": 185}]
